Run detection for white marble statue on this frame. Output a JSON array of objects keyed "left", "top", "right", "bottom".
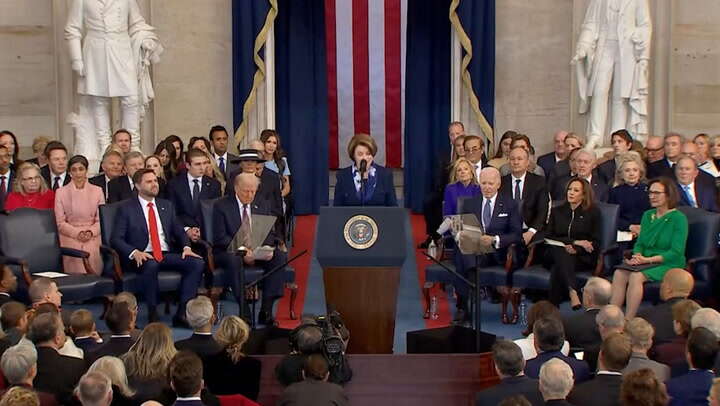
[
  {"left": 65, "top": 0, "right": 163, "bottom": 166},
  {"left": 572, "top": 0, "right": 652, "bottom": 149}
]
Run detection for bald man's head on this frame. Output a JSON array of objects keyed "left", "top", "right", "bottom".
[
  {"left": 661, "top": 268, "right": 694, "bottom": 301},
  {"left": 479, "top": 167, "right": 501, "bottom": 198}
]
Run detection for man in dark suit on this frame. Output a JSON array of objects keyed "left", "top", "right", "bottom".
[
  {"left": 209, "top": 125, "right": 240, "bottom": 180},
  {"left": 225, "top": 149, "right": 283, "bottom": 216},
  {"left": 525, "top": 317, "right": 591, "bottom": 383},
  {"left": 562, "top": 277, "right": 610, "bottom": 351},
  {"left": 464, "top": 135, "right": 489, "bottom": 182},
  {"left": 76, "top": 371, "right": 112, "bottom": 406},
  {"left": 213, "top": 172, "right": 288, "bottom": 325},
  {"left": 110, "top": 169, "right": 205, "bottom": 327},
  {"left": 89, "top": 150, "right": 124, "bottom": 200},
  {"left": 666, "top": 327, "right": 718, "bottom": 406},
  {"left": 169, "top": 351, "right": 208, "bottom": 406},
  {"left": 0, "top": 145, "right": 14, "bottom": 211},
  {"left": 0, "top": 258, "right": 18, "bottom": 307},
  {"left": 0, "top": 342, "right": 59, "bottom": 406},
  {"left": 175, "top": 296, "right": 222, "bottom": 358},
  {"left": 638, "top": 268, "right": 694, "bottom": 344},
  {"left": 453, "top": 167, "right": 521, "bottom": 323},
  {"left": 476, "top": 340, "right": 543, "bottom": 406},
  {"left": 539, "top": 358, "right": 576, "bottom": 406},
  {"left": 645, "top": 135, "right": 665, "bottom": 164},
  {"left": 568, "top": 333, "right": 631, "bottom": 406},
  {"left": 583, "top": 304, "right": 626, "bottom": 373},
  {"left": 107, "top": 151, "right": 145, "bottom": 203},
  {"left": 278, "top": 354, "right": 349, "bottom": 406},
  {"left": 647, "top": 133, "right": 683, "bottom": 179},
  {"left": 86, "top": 301, "right": 136, "bottom": 364},
  {"left": 675, "top": 156, "right": 720, "bottom": 212},
  {"left": 537, "top": 130, "right": 569, "bottom": 180},
  {"left": 40, "top": 141, "right": 70, "bottom": 191},
  {"left": 167, "top": 148, "right": 221, "bottom": 246},
  {"left": 551, "top": 149, "right": 609, "bottom": 202},
  {"left": 28, "top": 312, "right": 86, "bottom": 405}
]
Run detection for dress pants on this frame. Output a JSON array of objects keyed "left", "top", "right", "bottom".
[
  {"left": 127, "top": 252, "right": 204, "bottom": 314},
  {"left": 453, "top": 248, "right": 507, "bottom": 308},
  {"left": 215, "top": 249, "right": 287, "bottom": 311},
  {"left": 548, "top": 246, "right": 597, "bottom": 305}
]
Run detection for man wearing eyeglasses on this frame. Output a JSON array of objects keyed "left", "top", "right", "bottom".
[
  {"left": 464, "top": 135, "right": 488, "bottom": 182},
  {"left": 645, "top": 135, "right": 664, "bottom": 163}
]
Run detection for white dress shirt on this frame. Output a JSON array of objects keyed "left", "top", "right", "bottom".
[
  {"left": 481, "top": 193, "right": 501, "bottom": 248},
  {"left": 127, "top": 175, "right": 134, "bottom": 191},
  {"left": 137, "top": 195, "right": 169, "bottom": 253},
  {"left": 50, "top": 171, "right": 68, "bottom": 187}
]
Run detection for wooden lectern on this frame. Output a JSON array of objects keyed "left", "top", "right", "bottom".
[{"left": 316, "top": 207, "right": 407, "bottom": 354}]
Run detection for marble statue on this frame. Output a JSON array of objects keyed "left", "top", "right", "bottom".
[
  {"left": 65, "top": 0, "right": 163, "bottom": 167},
  {"left": 572, "top": 0, "right": 652, "bottom": 149}
]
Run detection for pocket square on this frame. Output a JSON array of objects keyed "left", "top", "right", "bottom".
[{"left": 498, "top": 213, "right": 508, "bottom": 217}]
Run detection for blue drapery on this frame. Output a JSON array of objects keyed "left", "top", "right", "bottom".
[
  {"left": 275, "top": 0, "right": 329, "bottom": 214},
  {"left": 403, "top": 0, "right": 452, "bottom": 212}
]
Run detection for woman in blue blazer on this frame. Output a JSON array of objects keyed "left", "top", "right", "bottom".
[{"left": 333, "top": 134, "right": 398, "bottom": 207}]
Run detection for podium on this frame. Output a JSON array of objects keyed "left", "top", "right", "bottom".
[{"left": 316, "top": 206, "right": 407, "bottom": 354}]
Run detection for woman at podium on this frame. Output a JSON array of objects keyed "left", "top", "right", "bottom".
[{"left": 333, "top": 134, "right": 397, "bottom": 207}]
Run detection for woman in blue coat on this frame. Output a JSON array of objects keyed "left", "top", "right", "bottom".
[{"left": 333, "top": 133, "right": 397, "bottom": 207}]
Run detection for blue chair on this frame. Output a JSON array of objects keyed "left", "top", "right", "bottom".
[{"left": 0, "top": 208, "right": 116, "bottom": 302}]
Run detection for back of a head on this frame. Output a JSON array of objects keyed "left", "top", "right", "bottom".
[
  {"left": 491, "top": 340, "right": 525, "bottom": 377},
  {"left": 533, "top": 317, "right": 565, "bottom": 352},
  {"left": 303, "top": 353, "right": 329, "bottom": 381},
  {"left": 539, "top": 358, "right": 574, "bottom": 400},
  {"left": 620, "top": 368, "right": 668, "bottom": 406},
  {"left": 1, "top": 343, "right": 37, "bottom": 385},
  {"left": 88, "top": 356, "right": 136, "bottom": 398},
  {"left": 688, "top": 327, "right": 719, "bottom": 370},
  {"left": 498, "top": 395, "right": 532, "bottom": 406},
  {"left": 672, "top": 299, "right": 701, "bottom": 337},
  {"left": 625, "top": 317, "right": 655, "bottom": 351},
  {"left": 691, "top": 308, "right": 720, "bottom": 342},
  {"left": 27, "top": 312, "right": 60, "bottom": 345},
  {"left": 664, "top": 268, "right": 694, "bottom": 298},
  {"left": 185, "top": 296, "right": 214, "bottom": 330},
  {"left": 296, "top": 324, "right": 324, "bottom": 354},
  {"left": 70, "top": 309, "right": 94, "bottom": 335},
  {"left": 105, "top": 302, "right": 132, "bottom": 335},
  {"left": 28, "top": 278, "right": 53, "bottom": 305},
  {"left": 0, "top": 386, "right": 40, "bottom": 406},
  {"left": 1, "top": 301, "right": 26, "bottom": 330},
  {"left": 584, "top": 277, "right": 612, "bottom": 307},
  {"left": 214, "top": 316, "right": 250, "bottom": 362},
  {"left": 76, "top": 371, "right": 112, "bottom": 406},
  {"left": 596, "top": 305, "right": 625, "bottom": 334},
  {"left": 123, "top": 322, "right": 175, "bottom": 380},
  {"left": 169, "top": 351, "right": 204, "bottom": 398},
  {"left": 114, "top": 292, "right": 138, "bottom": 311},
  {"left": 600, "top": 333, "right": 632, "bottom": 372}
]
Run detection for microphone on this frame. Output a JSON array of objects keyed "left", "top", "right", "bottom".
[{"left": 359, "top": 159, "right": 367, "bottom": 174}]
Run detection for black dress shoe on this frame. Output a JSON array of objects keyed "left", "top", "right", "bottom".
[
  {"left": 452, "top": 309, "right": 467, "bottom": 324},
  {"left": 172, "top": 315, "right": 191, "bottom": 329}
]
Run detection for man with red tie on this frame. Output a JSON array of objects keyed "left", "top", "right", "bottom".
[{"left": 111, "top": 168, "right": 204, "bottom": 328}]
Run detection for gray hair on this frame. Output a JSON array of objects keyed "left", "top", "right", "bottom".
[
  {"left": 88, "top": 356, "right": 136, "bottom": 398},
  {"left": 28, "top": 278, "right": 55, "bottom": 304},
  {"left": 692, "top": 308, "right": 720, "bottom": 341},
  {"left": 76, "top": 371, "right": 112, "bottom": 406},
  {"left": 584, "top": 277, "right": 612, "bottom": 307},
  {"left": 185, "top": 296, "right": 214, "bottom": 330},
  {"left": 539, "top": 358, "right": 574, "bottom": 400},
  {"left": 492, "top": 340, "right": 524, "bottom": 377},
  {"left": 123, "top": 151, "right": 144, "bottom": 164},
  {"left": 114, "top": 292, "right": 138, "bottom": 311},
  {"left": 624, "top": 317, "right": 655, "bottom": 350},
  {"left": 597, "top": 305, "right": 625, "bottom": 332},
  {"left": 0, "top": 343, "right": 37, "bottom": 384}
]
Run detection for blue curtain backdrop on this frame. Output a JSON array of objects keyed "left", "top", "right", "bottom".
[
  {"left": 232, "top": 1, "right": 271, "bottom": 131},
  {"left": 403, "top": 0, "right": 452, "bottom": 212},
  {"left": 275, "top": 0, "right": 329, "bottom": 214}
]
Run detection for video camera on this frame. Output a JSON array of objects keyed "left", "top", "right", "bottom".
[{"left": 289, "top": 311, "right": 352, "bottom": 384}]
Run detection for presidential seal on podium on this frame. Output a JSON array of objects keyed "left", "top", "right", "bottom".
[{"left": 343, "top": 215, "right": 379, "bottom": 250}]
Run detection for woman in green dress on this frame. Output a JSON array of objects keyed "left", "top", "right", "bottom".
[{"left": 610, "top": 177, "right": 689, "bottom": 319}]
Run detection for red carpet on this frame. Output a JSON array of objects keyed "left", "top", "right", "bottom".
[
  {"left": 275, "top": 215, "right": 317, "bottom": 329},
  {"left": 409, "top": 214, "right": 452, "bottom": 328}
]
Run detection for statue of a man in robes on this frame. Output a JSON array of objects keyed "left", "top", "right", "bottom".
[{"left": 572, "top": 0, "right": 652, "bottom": 149}]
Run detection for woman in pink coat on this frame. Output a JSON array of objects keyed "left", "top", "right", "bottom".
[{"left": 55, "top": 155, "right": 105, "bottom": 274}]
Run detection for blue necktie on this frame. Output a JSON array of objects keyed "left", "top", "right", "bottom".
[
  {"left": 482, "top": 199, "right": 492, "bottom": 230},
  {"left": 683, "top": 185, "right": 697, "bottom": 207},
  {"left": 219, "top": 157, "right": 225, "bottom": 174}
]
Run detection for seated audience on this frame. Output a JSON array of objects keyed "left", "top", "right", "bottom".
[
  {"left": 168, "top": 351, "right": 208, "bottom": 406},
  {"left": 202, "top": 151, "right": 227, "bottom": 195},
  {"left": 666, "top": 327, "right": 718, "bottom": 406},
  {"left": 111, "top": 129, "right": 132, "bottom": 155},
  {"left": 87, "top": 302, "right": 136, "bottom": 363},
  {"left": 597, "top": 129, "right": 634, "bottom": 185},
  {"left": 225, "top": 149, "right": 284, "bottom": 221},
  {"left": 278, "top": 354, "right": 349, "bottom": 406},
  {"left": 333, "top": 133, "right": 397, "bottom": 207},
  {"left": 476, "top": 340, "right": 543, "bottom": 406},
  {"left": 28, "top": 313, "right": 86, "bottom": 405},
  {"left": 87, "top": 356, "right": 136, "bottom": 406},
  {"left": 0, "top": 342, "right": 56, "bottom": 406},
  {"left": 0, "top": 145, "right": 13, "bottom": 211},
  {"left": 0, "top": 386, "right": 40, "bottom": 406},
  {"left": 2, "top": 301, "right": 28, "bottom": 345},
  {"left": 90, "top": 150, "right": 124, "bottom": 200},
  {"left": 205, "top": 316, "right": 261, "bottom": 399},
  {"left": 516, "top": 301, "right": 571, "bottom": 360},
  {"left": 694, "top": 133, "right": 720, "bottom": 177},
  {"left": 69, "top": 309, "right": 101, "bottom": 353},
  {"left": 653, "top": 299, "right": 701, "bottom": 367},
  {"left": 40, "top": 142, "right": 70, "bottom": 191},
  {"left": 260, "top": 129, "right": 292, "bottom": 198},
  {"left": 607, "top": 152, "right": 650, "bottom": 243},
  {"left": 113, "top": 292, "right": 142, "bottom": 341},
  {"left": 551, "top": 149, "right": 609, "bottom": 202},
  {"left": 569, "top": 333, "right": 632, "bottom": 406},
  {"left": 154, "top": 140, "right": 179, "bottom": 180},
  {"left": 623, "top": 318, "right": 670, "bottom": 382},
  {"left": 538, "top": 358, "right": 575, "bottom": 406},
  {"left": 26, "top": 137, "right": 49, "bottom": 168},
  {"left": 543, "top": 178, "right": 600, "bottom": 307},
  {"left": 610, "top": 177, "right": 688, "bottom": 319},
  {"left": 175, "top": 296, "right": 222, "bottom": 359},
  {"left": 498, "top": 395, "right": 533, "bottom": 406},
  {"left": 645, "top": 135, "right": 665, "bottom": 164},
  {"left": 0, "top": 258, "right": 18, "bottom": 307},
  {"left": 562, "top": 277, "right": 610, "bottom": 351},
  {"left": 692, "top": 308, "right": 720, "bottom": 342},
  {"left": 500, "top": 133, "right": 545, "bottom": 177},
  {"left": 55, "top": 155, "right": 104, "bottom": 275},
  {"left": 107, "top": 151, "right": 144, "bottom": 203},
  {"left": 524, "top": 317, "right": 590, "bottom": 383},
  {"left": 5, "top": 163, "right": 54, "bottom": 211},
  {"left": 487, "top": 130, "right": 517, "bottom": 169},
  {"left": 29, "top": 303, "right": 83, "bottom": 360},
  {"left": 121, "top": 323, "right": 176, "bottom": 403},
  {"left": 584, "top": 305, "right": 626, "bottom": 373},
  {"left": 442, "top": 157, "right": 480, "bottom": 218},
  {"left": 620, "top": 368, "right": 669, "bottom": 406},
  {"left": 548, "top": 133, "right": 585, "bottom": 187},
  {"left": 675, "top": 155, "right": 720, "bottom": 211},
  {"left": 76, "top": 371, "right": 113, "bottom": 406},
  {"left": 144, "top": 155, "right": 168, "bottom": 198},
  {"left": 638, "top": 268, "right": 694, "bottom": 344},
  {"left": 537, "top": 131, "right": 569, "bottom": 181},
  {"left": 647, "top": 133, "right": 684, "bottom": 179}
]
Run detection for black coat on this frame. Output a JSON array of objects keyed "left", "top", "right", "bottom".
[
  {"left": 107, "top": 176, "right": 135, "bottom": 203},
  {"left": 475, "top": 375, "right": 543, "bottom": 406},
  {"left": 86, "top": 336, "right": 135, "bottom": 365},
  {"left": 205, "top": 351, "right": 262, "bottom": 400},
  {"left": 637, "top": 297, "right": 686, "bottom": 344},
  {"left": 167, "top": 174, "right": 222, "bottom": 228},
  {"left": 174, "top": 333, "right": 223, "bottom": 359},
  {"left": 551, "top": 172, "right": 609, "bottom": 203},
  {"left": 34, "top": 347, "right": 87, "bottom": 405},
  {"left": 500, "top": 172, "right": 550, "bottom": 232},
  {"left": 562, "top": 308, "right": 601, "bottom": 351},
  {"left": 89, "top": 174, "right": 108, "bottom": 199},
  {"left": 568, "top": 373, "right": 622, "bottom": 406}
]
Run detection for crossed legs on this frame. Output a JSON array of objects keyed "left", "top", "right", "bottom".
[{"left": 610, "top": 269, "right": 647, "bottom": 319}]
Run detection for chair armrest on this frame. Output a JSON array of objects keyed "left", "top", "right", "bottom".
[
  {"left": 60, "top": 247, "right": 90, "bottom": 259},
  {"left": 3, "top": 257, "right": 33, "bottom": 285},
  {"left": 687, "top": 256, "right": 717, "bottom": 273},
  {"left": 99, "top": 245, "right": 123, "bottom": 279},
  {"left": 196, "top": 239, "right": 215, "bottom": 271}
]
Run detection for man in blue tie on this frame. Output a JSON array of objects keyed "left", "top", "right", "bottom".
[
  {"left": 675, "top": 156, "right": 720, "bottom": 212},
  {"left": 209, "top": 125, "right": 239, "bottom": 180}
]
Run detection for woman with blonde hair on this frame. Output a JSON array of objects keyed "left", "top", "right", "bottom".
[
  {"left": 608, "top": 152, "right": 650, "bottom": 248},
  {"left": 121, "top": 323, "right": 176, "bottom": 403},
  {"left": 0, "top": 386, "right": 39, "bottom": 406},
  {"left": 4, "top": 162, "right": 54, "bottom": 211},
  {"left": 202, "top": 151, "right": 227, "bottom": 195},
  {"left": 442, "top": 158, "right": 480, "bottom": 216},
  {"left": 205, "top": 316, "right": 262, "bottom": 400},
  {"left": 88, "top": 356, "right": 137, "bottom": 405}
]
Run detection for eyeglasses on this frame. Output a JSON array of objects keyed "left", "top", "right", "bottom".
[
  {"left": 466, "top": 147, "right": 482, "bottom": 153},
  {"left": 648, "top": 190, "right": 665, "bottom": 196},
  {"left": 646, "top": 147, "right": 663, "bottom": 152},
  {"left": 22, "top": 176, "right": 41, "bottom": 182}
]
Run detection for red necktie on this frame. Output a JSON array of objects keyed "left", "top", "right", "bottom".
[{"left": 147, "top": 202, "right": 163, "bottom": 262}]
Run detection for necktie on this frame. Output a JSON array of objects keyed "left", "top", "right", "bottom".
[
  {"left": 0, "top": 175, "right": 6, "bottom": 196},
  {"left": 239, "top": 204, "right": 252, "bottom": 247},
  {"left": 219, "top": 157, "right": 225, "bottom": 174},
  {"left": 482, "top": 199, "right": 492, "bottom": 230},
  {"left": 147, "top": 202, "right": 163, "bottom": 262},
  {"left": 192, "top": 179, "right": 200, "bottom": 205},
  {"left": 683, "top": 185, "right": 697, "bottom": 207},
  {"left": 514, "top": 179, "right": 522, "bottom": 202},
  {"left": 53, "top": 176, "right": 60, "bottom": 191}
]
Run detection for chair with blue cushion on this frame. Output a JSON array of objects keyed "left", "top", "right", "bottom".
[{"left": 0, "top": 208, "right": 116, "bottom": 302}]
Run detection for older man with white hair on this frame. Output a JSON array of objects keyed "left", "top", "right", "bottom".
[
  {"left": 175, "top": 296, "right": 222, "bottom": 358},
  {"left": 691, "top": 308, "right": 720, "bottom": 378},
  {"left": 563, "top": 277, "right": 612, "bottom": 350},
  {"left": 0, "top": 343, "right": 57, "bottom": 406},
  {"left": 453, "top": 167, "right": 522, "bottom": 324},
  {"left": 539, "top": 358, "right": 575, "bottom": 405},
  {"left": 551, "top": 149, "right": 609, "bottom": 202},
  {"left": 584, "top": 304, "right": 626, "bottom": 373},
  {"left": 76, "top": 371, "right": 113, "bottom": 406}
]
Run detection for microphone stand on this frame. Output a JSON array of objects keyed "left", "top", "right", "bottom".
[{"left": 234, "top": 248, "right": 248, "bottom": 325}]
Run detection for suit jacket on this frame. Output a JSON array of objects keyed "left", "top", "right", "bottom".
[
  {"left": 212, "top": 195, "right": 280, "bottom": 253},
  {"left": 551, "top": 172, "right": 609, "bottom": 202},
  {"left": 86, "top": 336, "right": 135, "bottom": 364},
  {"left": 74, "top": 336, "right": 102, "bottom": 353},
  {"left": 40, "top": 166, "right": 71, "bottom": 189},
  {"left": 221, "top": 152, "right": 241, "bottom": 181},
  {"left": 676, "top": 180, "right": 720, "bottom": 212},
  {"left": 107, "top": 175, "right": 135, "bottom": 203},
  {"left": 597, "top": 159, "right": 616, "bottom": 185},
  {"left": 0, "top": 168, "right": 14, "bottom": 211},
  {"left": 34, "top": 346, "right": 86, "bottom": 404},
  {"left": 225, "top": 169, "right": 284, "bottom": 217},
  {"left": 175, "top": 333, "right": 223, "bottom": 359},
  {"left": 475, "top": 375, "right": 543, "bottom": 406},
  {"left": 666, "top": 369, "right": 715, "bottom": 406},
  {"left": 278, "top": 380, "right": 348, "bottom": 406},
  {"left": 167, "top": 174, "right": 222, "bottom": 228},
  {"left": 652, "top": 337, "right": 687, "bottom": 367},
  {"left": 89, "top": 174, "right": 108, "bottom": 199},
  {"left": 461, "top": 193, "right": 523, "bottom": 249},
  {"left": 537, "top": 152, "right": 560, "bottom": 181},
  {"left": 173, "top": 400, "right": 205, "bottom": 406},
  {"left": 525, "top": 351, "right": 591, "bottom": 383},
  {"left": 638, "top": 297, "right": 685, "bottom": 344},
  {"left": 568, "top": 373, "right": 622, "bottom": 406},
  {"left": 647, "top": 159, "right": 674, "bottom": 180},
  {"left": 110, "top": 197, "right": 190, "bottom": 260},
  {"left": 562, "top": 308, "right": 601, "bottom": 351},
  {"left": 205, "top": 352, "right": 262, "bottom": 400},
  {"left": 500, "top": 172, "right": 550, "bottom": 232},
  {"left": 333, "top": 164, "right": 398, "bottom": 207},
  {"left": 623, "top": 352, "right": 670, "bottom": 382}
]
